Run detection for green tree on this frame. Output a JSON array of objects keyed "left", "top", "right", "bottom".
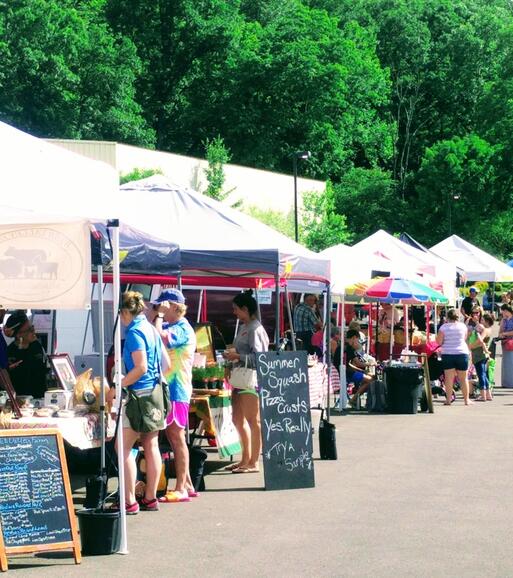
[
  {"left": 203, "top": 136, "right": 231, "bottom": 201},
  {"left": 243, "top": 206, "right": 295, "bottom": 239},
  {"left": 366, "top": 0, "right": 512, "bottom": 193},
  {"left": 332, "top": 168, "right": 405, "bottom": 242},
  {"left": 475, "top": 213, "right": 513, "bottom": 260},
  {"left": 106, "top": 0, "right": 244, "bottom": 151},
  {"left": 0, "top": 0, "right": 153, "bottom": 144},
  {"left": 477, "top": 25, "right": 513, "bottom": 202},
  {"left": 107, "top": 0, "right": 393, "bottom": 180},
  {"left": 300, "top": 184, "right": 352, "bottom": 251},
  {"left": 414, "top": 134, "right": 499, "bottom": 244}
]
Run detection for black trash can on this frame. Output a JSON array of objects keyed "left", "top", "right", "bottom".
[
  {"left": 77, "top": 509, "right": 121, "bottom": 556},
  {"left": 384, "top": 365, "right": 423, "bottom": 414}
]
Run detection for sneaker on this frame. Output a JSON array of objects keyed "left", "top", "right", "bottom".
[{"left": 138, "top": 497, "right": 159, "bottom": 511}]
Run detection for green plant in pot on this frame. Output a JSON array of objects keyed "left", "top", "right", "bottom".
[
  {"left": 216, "top": 366, "right": 225, "bottom": 389},
  {"left": 205, "top": 366, "right": 218, "bottom": 389},
  {"left": 192, "top": 367, "right": 206, "bottom": 389}
]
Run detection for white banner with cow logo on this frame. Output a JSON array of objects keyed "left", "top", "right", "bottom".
[{"left": 0, "top": 221, "right": 91, "bottom": 309}]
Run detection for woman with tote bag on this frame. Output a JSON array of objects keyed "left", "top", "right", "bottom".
[{"left": 224, "top": 291, "right": 269, "bottom": 474}]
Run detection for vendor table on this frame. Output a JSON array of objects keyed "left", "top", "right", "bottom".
[
  {"left": 190, "top": 390, "right": 241, "bottom": 458},
  {"left": 0, "top": 414, "right": 114, "bottom": 450},
  {"left": 308, "top": 361, "right": 340, "bottom": 408}
]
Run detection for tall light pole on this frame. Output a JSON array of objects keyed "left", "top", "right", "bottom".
[
  {"left": 293, "top": 150, "right": 311, "bottom": 242},
  {"left": 447, "top": 192, "right": 460, "bottom": 235}
]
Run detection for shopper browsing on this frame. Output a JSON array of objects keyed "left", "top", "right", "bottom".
[
  {"left": 224, "top": 291, "right": 269, "bottom": 474},
  {"left": 153, "top": 289, "right": 198, "bottom": 503},
  {"left": 109, "top": 291, "right": 165, "bottom": 514},
  {"left": 293, "top": 294, "right": 322, "bottom": 354},
  {"left": 436, "top": 308, "right": 471, "bottom": 406}
]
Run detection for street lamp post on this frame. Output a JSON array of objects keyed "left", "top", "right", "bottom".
[
  {"left": 447, "top": 192, "right": 460, "bottom": 235},
  {"left": 293, "top": 150, "right": 311, "bottom": 242}
]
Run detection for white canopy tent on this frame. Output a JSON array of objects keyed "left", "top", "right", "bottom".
[
  {"left": 0, "top": 121, "right": 118, "bottom": 215},
  {"left": 319, "top": 241, "right": 430, "bottom": 299},
  {"left": 430, "top": 235, "right": 513, "bottom": 282},
  {"left": 351, "top": 230, "right": 457, "bottom": 300},
  {"left": 322, "top": 231, "right": 457, "bottom": 411},
  {"left": 0, "top": 122, "right": 130, "bottom": 554}
]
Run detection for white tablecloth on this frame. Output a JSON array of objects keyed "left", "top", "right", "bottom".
[
  {"left": 0, "top": 414, "right": 115, "bottom": 450},
  {"left": 308, "top": 362, "right": 340, "bottom": 408}
]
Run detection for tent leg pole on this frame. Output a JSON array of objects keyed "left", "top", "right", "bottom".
[
  {"left": 390, "top": 305, "right": 395, "bottom": 361},
  {"left": 338, "top": 295, "right": 347, "bottom": 412},
  {"left": 109, "top": 219, "right": 128, "bottom": 555},
  {"left": 80, "top": 284, "right": 95, "bottom": 355},
  {"left": 375, "top": 302, "right": 379, "bottom": 360},
  {"left": 97, "top": 265, "right": 106, "bottom": 474},
  {"left": 404, "top": 305, "right": 409, "bottom": 350},
  {"left": 49, "top": 310, "right": 57, "bottom": 354},
  {"left": 284, "top": 284, "right": 296, "bottom": 350},
  {"left": 197, "top": 289, "right": 203, "bottom": 324},
  {"left": 177, "top": 272, "right": 182, "bottom": 291},
  {"left": 326, "top": 286, "right": 331, "bottom": 420},
  {"left": 274, "top": 275, "right": 280, "bottom": 347},
  {"left": 255, "top": 288, "right": 262, "bottom": 322}
]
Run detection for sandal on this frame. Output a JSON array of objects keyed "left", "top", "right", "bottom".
[
  {"left": 110, "top": 501, "right": 139, "bottom": 515},
  {"left": 158, "top": 490, "right": 191, "bottom": 503},
  {"left": 138, "top": 497, "right": 159, "bottom": 511},
  {"left": 187, "top": 489, "right": 200, "bottom": 498},
  {"left": 223, "top": 462, "right": 241, "bottom": 471},
  {"left": 232, "top": 466, "right": 259, "bottom": 474}
]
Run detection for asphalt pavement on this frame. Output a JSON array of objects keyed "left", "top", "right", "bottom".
[{"left": 7, "top": 356, "right": 513, "bottom": 578}]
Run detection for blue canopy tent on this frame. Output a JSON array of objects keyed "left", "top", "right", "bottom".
[
  {"left": 118, "top": 176, "right": 330, "bottom": 289},
  {"left": 92, "top": 220, "right": 180, "bottom": 278}
]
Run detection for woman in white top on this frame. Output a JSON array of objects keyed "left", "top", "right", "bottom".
[{"left": 436, "top": 308, "right": 471, "bottom": 406}]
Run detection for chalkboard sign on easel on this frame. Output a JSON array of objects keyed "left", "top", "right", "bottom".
[
  {"left": 0, "top": 429, "right": 81, "bottom": 572},
  {"left": 256, "top": 351, "right": 315, "bottom": 491}
]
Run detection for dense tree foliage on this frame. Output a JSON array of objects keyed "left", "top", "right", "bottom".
[
  {"left": 0, "top": 0, "right": 153, "bottom": 143},
  {"left": 2, "top": 0, "right": 513, "bottom": 256}
]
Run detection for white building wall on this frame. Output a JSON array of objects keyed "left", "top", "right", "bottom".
[{"left": 48, "top": 140, "right": 325, "bottom": 213}]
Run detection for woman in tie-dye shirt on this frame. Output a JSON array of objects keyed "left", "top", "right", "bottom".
[{"left": 153, "top": 289, "right": 197, "bottom": 503}]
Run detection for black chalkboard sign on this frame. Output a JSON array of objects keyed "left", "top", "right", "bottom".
[
  {"left": 0, "top": 429, "right": 81, "bottom": 571},
  {"left": 256, "top": 351, "right": 315, "bottom": 491}
]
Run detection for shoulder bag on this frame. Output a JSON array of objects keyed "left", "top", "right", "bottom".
[
  {"left": 125, "top": 329, "right": 171, "bottom": 432},
  {"left": 229, "top": 355, "right": 258, "bottom": 391}
]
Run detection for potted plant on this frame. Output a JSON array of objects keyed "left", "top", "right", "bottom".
[
  {"left": 205, "top": 366, "right": 217, "bottom": 390},
  {"left": 216, "top": 366, "right": 225, "bottom": 390},
  {"left": 192, "top": 367, "right": 205, "bottom": 389}
]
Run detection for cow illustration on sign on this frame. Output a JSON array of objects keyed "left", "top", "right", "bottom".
[{"left": 0, "top": 247, "right": 58, "bottom": 280}]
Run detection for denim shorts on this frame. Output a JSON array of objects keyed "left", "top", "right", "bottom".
[{"left": 441, "top": 354, "right": 469, "bottom": 372}]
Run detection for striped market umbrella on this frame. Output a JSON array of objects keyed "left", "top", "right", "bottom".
[
  {"left": 344, "top": 280, "right": 374, "bottom": 300},
  {"left": 364, "top": 277, "right": 449, "bottom": 304}
]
